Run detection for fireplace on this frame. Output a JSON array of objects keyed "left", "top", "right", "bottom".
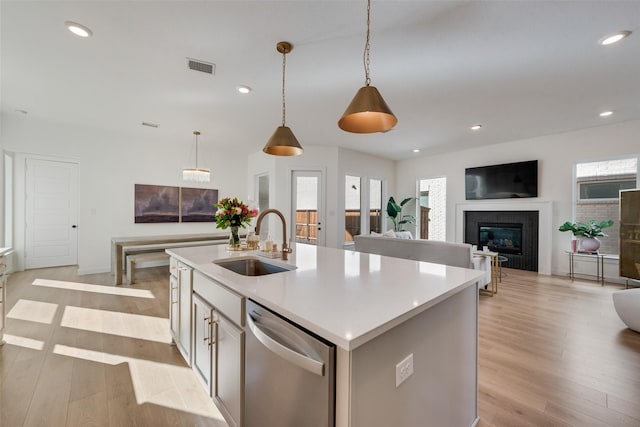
[
  {"left": 465, "top": 211, "right": 539, "bottom": 271},
  {"left": 479, "top": 223, "right": 522, "bottom": 255}
]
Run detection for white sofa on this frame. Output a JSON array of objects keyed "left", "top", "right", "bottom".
[
  {"left": 353, "top": 235, "right": 491, "bottom": 288},
  {"left": 354, "top": 235, "right": 473, "bottom": 268}
]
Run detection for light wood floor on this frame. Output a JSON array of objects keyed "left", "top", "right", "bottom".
[
  {"left": 477, "top": 270, "right": 640, "bottom": 427},
  {"left": 1, "top": 266, "right": 639, "bottom": 426},
  {"left": 0, "top": 266, "right": 227, "bottom": 427}
]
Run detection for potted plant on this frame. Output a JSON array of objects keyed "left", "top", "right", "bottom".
[
  {"left": 558, "top": 219, "right": 614, "bottom": 253},
  {"left": 386, "top": 197, "right": 416, "bottom": 232}
]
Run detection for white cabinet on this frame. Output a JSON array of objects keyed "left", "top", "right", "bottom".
[
  {"left": 193, "top": 293, "right": 216, "bottom": 393},
  {"left": 192, "top": 271, "right": 245, "bottom": 427},
  {"left": 168, "top": 257, "right": 194, "bottom": 365},
  {"left": 177, "top": 262, "right": 193, "bottom": 363},
  {"left": 169, "top": 257, "right": 179, "bottom": 343},
  {"left": 169, "top": 274, "right": 179, "bottom": 339},
  {"left": 215, "top": 314, "right": 244, "bottom": 427}
]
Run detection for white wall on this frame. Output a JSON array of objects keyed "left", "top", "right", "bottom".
[
  {"left": 2, "top": 114, "right": 250, "bottom": 273},
  {"left": 247, "top": 146, "right": 395, "bottom": 249},
  {"left": 396, "top": 119, "right": 640, "bottom": 277},
  {"left": 249, "top": 145, "right": 340, "bottom": 247}
]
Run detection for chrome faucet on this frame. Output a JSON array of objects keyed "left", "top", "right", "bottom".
[{"left": 255, "top": 208, "right": 293, "bottom": 261}]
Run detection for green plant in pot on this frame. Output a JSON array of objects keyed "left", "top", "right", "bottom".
[
  {"left": 558, "top": 219, "right": 614, "bottom": 253},
  {"left": 386, "top": 197, "right": 416, "bottom": 232}
]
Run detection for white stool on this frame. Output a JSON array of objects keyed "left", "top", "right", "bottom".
[{"left": 612, "top": 288, "right": 640, "bottom": 333}]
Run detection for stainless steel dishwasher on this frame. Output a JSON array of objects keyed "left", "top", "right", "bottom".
[{"left": 245, "top": 299, "right": 335, "bottom": 427}]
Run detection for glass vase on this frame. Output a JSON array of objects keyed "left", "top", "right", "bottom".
[{"left": 229, "top": 226, "right": 241, "bottom": 248}]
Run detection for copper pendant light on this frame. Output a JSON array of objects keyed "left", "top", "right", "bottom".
[
  {"left": 263, "top": 41, "right": 303, "bottom": 156},
  {"left": 338, "top": 0, "right": 397, "bottom": 134}
]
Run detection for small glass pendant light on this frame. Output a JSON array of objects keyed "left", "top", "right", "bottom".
[
  {"left": 338, "top": 0, "right": 397, "bottom": 134},
  {"left": 263, "top": 41, "right": 303, "bottom": 156},
  {"left": 183, "top": 131, "right": 210, "bottom": 182}
]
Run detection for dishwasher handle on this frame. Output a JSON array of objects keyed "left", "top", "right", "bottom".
[{"left": 247, "top": 312, "right": 325, "bottom": 377}]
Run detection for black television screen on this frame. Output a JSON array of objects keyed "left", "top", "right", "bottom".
[{"left": 465, "top": 160, "right": 538, "bottom": 200}]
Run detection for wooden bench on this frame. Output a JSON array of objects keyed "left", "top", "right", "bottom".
[
  {"left": 111, "top": 233, "right": 231, "bottom": 285},
  {"left": 126, "top": 252, "right": 170, "bottom": 284}
]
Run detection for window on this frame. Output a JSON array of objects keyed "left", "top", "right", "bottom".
[
  {"left": 418, "top": 177, "right": 446, "bottom": 241},
  {"left": 577, "top": 158, "right": 637, "bottom": 201},
  {"left": 574, "top": 157, "right": 638, "bottom": 254},
  {"left": 256, "top": 174, "right": 270, "bottom": 235},
  {"left": 345, "top": 175, "right": 361, "bottom": 242},
  {"left": 369, "top": 179, "right": 382, "bottom": 234},
  {"left": 294, "top": 175, "right": 319, "bottom": 244},
  {"left": 579, "top": 179, "right": 636, "bottom": 200}
]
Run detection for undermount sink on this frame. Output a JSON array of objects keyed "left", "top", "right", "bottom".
[{"left": 213, "top": 257, "right": 294, "bottom": 276}]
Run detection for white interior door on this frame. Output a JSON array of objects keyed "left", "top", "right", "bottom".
[
  {"left": 25, "top": 158, "right": 78, "bottom": 269},
  {"left": 291, "top": 170, "right": 325, "bottom": 246}
]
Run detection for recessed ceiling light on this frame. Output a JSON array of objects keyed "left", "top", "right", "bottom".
[
  {"left": 470, "top": 124, "right": 482, "bottom": 131},
  {"left": 237, "top": 85, "right": 252, "bottom": 94},
  {"left": 599, "top": 111, "right": 614, "bottom": 117},
  {"left": 413, "top": 149, "right": 421, "bottom": 153},
  {"left": 599, "top": 31, "right": 631, "bottom": 46},
  {"left": 65, "top": 21, "right": 93, "bottom": 38}
]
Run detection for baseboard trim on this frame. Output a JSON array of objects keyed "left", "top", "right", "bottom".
[{"left": 77, "top": 267, "right": 110, "bottom": 275}]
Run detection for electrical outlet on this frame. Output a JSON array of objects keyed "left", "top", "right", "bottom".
[{"left": 395, "top": 353, "right": 414, "bottom": 387}]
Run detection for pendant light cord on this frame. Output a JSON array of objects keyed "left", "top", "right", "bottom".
[
  {"left": 281, "top": 50, "right": 287, "bottom": 126},
  {"left": 193, "top": 131, "right": 200, "bottom": 168},
  {"left": 363, "top": 0, "right": 371, "bottom": 87}
]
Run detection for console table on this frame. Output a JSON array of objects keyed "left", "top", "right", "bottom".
[
  {"left": 111, "top": 233, "right": 230, "bottom": 285},
  {"left": 566, "top": 251, "right": 619, "bottom": 286}
]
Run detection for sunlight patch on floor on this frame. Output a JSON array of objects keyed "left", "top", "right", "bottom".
[
  {"left": 32, "top": 278, "right": 155, "bottom": 299},
  {"left": 2, "top": 334, "right": 45, "bottom": 350},
  {"left": 7, "top": 299, "right": 58, "bottom": 324},
  {"left": 53, "top": 343, "right": 226, "bottom": 420},
  {"left": 60, "top": 305, "right": 171, "bottom": 343}
]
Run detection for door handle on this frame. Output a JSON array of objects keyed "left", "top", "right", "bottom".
[{"left": 72, "top": 225, "right": 77, "bottom": 228}]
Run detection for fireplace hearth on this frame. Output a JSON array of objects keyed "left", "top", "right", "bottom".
[{"left": 465, "top": 211, "right": 539, "bottom": 271}]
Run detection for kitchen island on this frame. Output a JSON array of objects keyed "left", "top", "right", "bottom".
[{"left": 167, "top": 243, "right": 483, "bottom": 427}]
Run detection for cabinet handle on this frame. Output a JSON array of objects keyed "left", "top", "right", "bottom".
[
  {"left": 203, "top": 316, "right": 211, "bottom": 342},
  {"left": 209, "top": 318, "right": 218, "bottom": 347}
]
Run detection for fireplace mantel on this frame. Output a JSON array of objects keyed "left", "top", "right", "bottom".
[{"left": 455, "top": 200, "right": 552, "bottom": 275}]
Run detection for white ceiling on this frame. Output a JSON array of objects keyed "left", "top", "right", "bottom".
[{"left": 2, "top": 1, "right": 640, "bottom": 160}]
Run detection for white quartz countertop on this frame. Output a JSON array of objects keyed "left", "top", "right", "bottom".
[{"left": 167, "top": 243, "right": 483, "bottom": 351}]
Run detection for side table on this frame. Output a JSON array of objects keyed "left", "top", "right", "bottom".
[
  {"left": 566, "top": 251, "right": 618, "bottom": 286},
  {"left": 473, "top": 250, "right": 499, "bottom": 296}
]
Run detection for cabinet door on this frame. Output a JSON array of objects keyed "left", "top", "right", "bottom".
[
  {"left": 193, "top": 293, "right": 215, "bottom": 395},
  {"left": 0, "top": 258, "right": 5, "bottom": 340},
  {"left": 177, "top": 263, "right": 193, "bottom": 363},
  {"left": 215, "top": 314, "right": 244, "bottom": 427},
  {"left": 169, "top": 274, "right": 179, "bottom": 341}
]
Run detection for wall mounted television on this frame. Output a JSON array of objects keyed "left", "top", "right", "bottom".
[{"left": 465, "top": 160, "right": 538, "bottom": 200}]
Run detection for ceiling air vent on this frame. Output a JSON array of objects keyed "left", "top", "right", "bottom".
[{"left": 187, "top": 58, "right": 215, "bottom": 75}]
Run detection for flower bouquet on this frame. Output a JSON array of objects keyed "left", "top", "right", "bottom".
[{"left": 214, "top": 197, "right": 259, "bottom": 248}]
